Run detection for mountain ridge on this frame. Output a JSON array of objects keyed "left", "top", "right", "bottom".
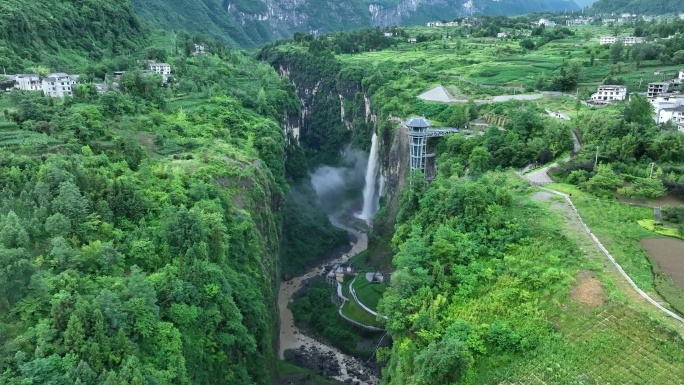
[{"left": 132, "top": 0, "right": 580, "bottom": 47}]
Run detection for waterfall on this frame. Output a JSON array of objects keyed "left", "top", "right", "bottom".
[{"left": 359, "top": 133, "right": 380, "bottom": 222}]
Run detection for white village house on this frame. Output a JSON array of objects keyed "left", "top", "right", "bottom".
[
  {"left": 192, "top": 44, "right": 206, "bottom": 56},
  {"left": 41, "top": 73, "right": 77, "bottom": 98},
  {"left": 535, "top": 18, "right": 556, "bottom": 27},
  {"left": 149, "top": 62, "right": 171, "bottom": 75},
  {"left": 657, "top": 105, "right": 684, "bottom": 129},
  {"left": 591, "top": 85, "right": 627, "bottom": 103},
  {"left": 650, "top": 93, "right": 684, "bottom": 131},
  {"left": 14, "top": 74, "right": 41, "bottom": 91}
]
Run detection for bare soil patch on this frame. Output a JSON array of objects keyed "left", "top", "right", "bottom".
[
  {"left": 641, "top": 238, "right": 684, "bottom": 289},
  {"left": 570, "top": 271, "right": 605, "bottom": 306}
]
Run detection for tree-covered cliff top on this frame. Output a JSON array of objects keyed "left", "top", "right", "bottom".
[
  {"left": 0, "top": 42, "right": 307, "bottom": 383},
  {"left": 0, "top": 0, "right": 147, "bottom": 72}
]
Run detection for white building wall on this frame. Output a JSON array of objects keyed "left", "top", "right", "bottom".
[
  {"left": 41, "top": 75, "right": 75, "bottom": 98},
  {"left": 149, "top": 64, "right": 171, "bottom": 75},
  {"left": 15, "top": 75, "right": 41, "bottom": 91}
]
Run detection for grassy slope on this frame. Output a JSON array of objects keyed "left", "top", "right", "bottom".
[
  {"left": 353, "top": 279, "right": 388, "bottom": 310},
  {"left": 341, "top": 280, "right": 384, "bottom": 328},
  {"left": 466, "top": 177, "right": 684, "bottom": 383},
  {"left": 550, "top": 183, "right": 684, "bottom": 316}
]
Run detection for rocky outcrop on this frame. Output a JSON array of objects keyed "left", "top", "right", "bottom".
[{"left": 382, "top": 117, "right": 409, "bottom": 224}]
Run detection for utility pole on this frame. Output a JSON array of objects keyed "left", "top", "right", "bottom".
[
  {"left": 650, "top": 162, "right": 656, "bottom": 178},
  {"left": 594, "top": 145, "right": 600, "bottom": 169}
]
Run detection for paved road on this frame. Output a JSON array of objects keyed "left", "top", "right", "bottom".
[{"left": 526, "top": 164, "right": 556, "bottom": 184}]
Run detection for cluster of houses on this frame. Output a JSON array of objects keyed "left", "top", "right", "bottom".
[
  {"left": 647, "top": 69, "right": 684, "bottom": 131},
  {"left": 426, "top": 21, "right": 459, "bottom": 28},
  {"left": 585, "top": 69, "right": 684, "bottom": 130},
  {"left": 566, "top": 16, "right": 595, "bottom": 26},
  {"left": 565, "top": 13, "right": 684, "bottom": 27},
  {"left": 3, "top": 61, "right": 172, "bottom": 98},
  {"left": 7, "top": 73, "right": 79, "bottom": 98},
  {"left": 425, "top": 18, "right": 480, "bottom": 28}
]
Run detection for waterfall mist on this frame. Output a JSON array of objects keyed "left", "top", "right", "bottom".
[{"left": 310, "top": 147, "right": 368, "bottom": 223}]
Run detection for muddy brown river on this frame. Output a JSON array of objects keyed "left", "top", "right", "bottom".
[{"left": 278, "top": 231, "right": 379, "bottom": 384}]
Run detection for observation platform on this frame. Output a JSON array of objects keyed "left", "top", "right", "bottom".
[{"left": 405, "top": 117, "right": 462, "bottom": 175}]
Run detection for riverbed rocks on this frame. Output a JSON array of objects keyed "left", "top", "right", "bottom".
[{"left": 285, "top": 346, "right": 342, "bottom": 378}]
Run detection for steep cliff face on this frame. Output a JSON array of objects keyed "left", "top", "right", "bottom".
[{"left": 133, "top": 0, "right": 579, "bottom": 46}]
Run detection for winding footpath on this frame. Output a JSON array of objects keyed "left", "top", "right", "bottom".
[{"left": 278, "top": 231, "right": 380, "bottom": 384}]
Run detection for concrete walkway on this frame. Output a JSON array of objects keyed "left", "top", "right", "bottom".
[
  {"left": 525, "top": 164, "right": 556, "bottom": 184},
  {"left": 349, "top": 275, "right": 388, "bottom": 320}
]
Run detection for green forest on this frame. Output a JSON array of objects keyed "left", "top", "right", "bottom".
[
  {"left": 131, "top": 0, "right": 274, "bottom": 48},
  {"left": 0, "top": 4, "right": 351, "bottom": 381},
  {"left": 0, "top": 0, "right": 147, "bottom": 73}
]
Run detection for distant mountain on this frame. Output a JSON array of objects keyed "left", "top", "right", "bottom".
[
  {"left": 591, "top": 0, "right": 684, "bottom": 14},
  {"left": 132, "top": 0, "right": 580, "bottom": 47}
]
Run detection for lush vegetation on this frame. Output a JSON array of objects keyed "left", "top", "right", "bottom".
[
  {"left": 261, "top": 19, "right": 684, "bottom": 384},
  {"left": 0, "top": 0, "right": 147, "bottom": 73},
  {"left": 0, "top": 10, "right": 358, "bottom": 380},
  {"left": 290, "top": 279, "right": 382, "bottom": 357},
  {"left": 378, "top": 170, "right": 684, "bottom": 383},
  {"left": 130, "top": 0, "right": 580, "bottom": 49}
]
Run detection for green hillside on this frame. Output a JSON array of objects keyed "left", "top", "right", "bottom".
[
  {"left": 0, "top": 0, "right": 147, "bottom": 72},
  {"left": 592, "top": 0, "right": 684, "bottom": 14},
  {"left": 131, "top": 0, "right": 274, "bottom": 48}
]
